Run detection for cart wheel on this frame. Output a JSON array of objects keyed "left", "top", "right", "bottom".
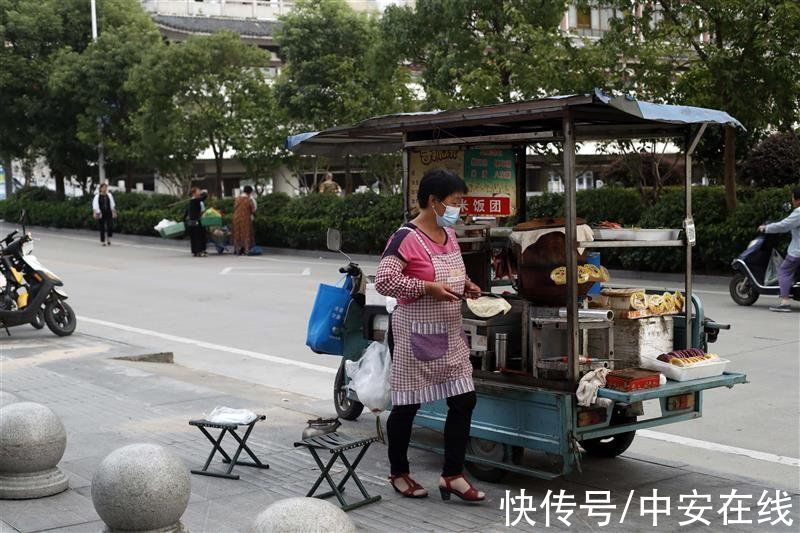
[
  {"left": 580, "top": 415, "right": 636, "bottom": 458},
  {"left": 465, "top": 438, "right": 523, "bottom": 483},
  {"left": 729, "top": 273, "right": 759, "bottom": 306},
  {"left": 333, "top": 359, "right": 364, "bottom": 421}
]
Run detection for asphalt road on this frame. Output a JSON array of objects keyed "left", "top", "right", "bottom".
[{"left": 5, "top": 223, "right": 799, "bottom": 492}]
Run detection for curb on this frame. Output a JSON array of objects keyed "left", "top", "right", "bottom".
[{"left": 2, "top": 221, "right": 733, "bottom": 282}]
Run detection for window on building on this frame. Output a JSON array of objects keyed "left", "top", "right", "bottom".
[{"left": 576, "top": 5, "right": 592, "bottom": 28}]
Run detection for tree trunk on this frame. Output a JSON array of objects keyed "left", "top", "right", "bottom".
[
  {"left": 3, "top": 155, "right": 13, "bottom": 199},
  {"left": 215, "top": 157, "right": 224, "bottom": 197},
  {"left": 54, "top": 169, "right": 65, "bottom": 200},
  {"left": 723, "top": 125, "right": 737, "bottom": 211},
  {"left": 125, "top": 161, "right": 134, "bottom": 193},
  {"left": 345, "top": 155, "right": 353, "bottom": 194}
]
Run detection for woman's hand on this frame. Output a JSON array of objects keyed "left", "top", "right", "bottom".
[
  {"left": 112, "top": 210, "right": 118, "bottom": 219},
  {"left": 424, "top": 281, "right": 461, "bottom": 301},
  {"left": 758, "top": 224, "right": 766, "bottom": 233},
  {"left": 464, "top": 280, "right": 481, "bottom": 299}
]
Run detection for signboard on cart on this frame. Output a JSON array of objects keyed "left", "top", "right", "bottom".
[{"left": 407, "top": 147, "right": 517, "bottom": 217}]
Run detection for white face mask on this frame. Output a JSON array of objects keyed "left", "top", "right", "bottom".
[{"left": 436, "top": 202, "right": 461, "bottom": 227}]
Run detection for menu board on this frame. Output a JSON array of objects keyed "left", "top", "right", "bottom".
[
  {"left": 407, "top": 147, "right": 517, "bottom": 217},
  {"left": 407, "top": 148, "right": 465, "bottom": 212},
  {"left": 462, "top": 148, "right": 516, "bottom": 216}
]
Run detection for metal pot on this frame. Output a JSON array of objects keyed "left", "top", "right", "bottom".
[{"left": 302, "top": 417, "right": 341, "bottom": 440}]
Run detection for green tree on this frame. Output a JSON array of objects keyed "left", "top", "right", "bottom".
[
  {"left": 382, "top": 0, "right": 569, "bottom": 108},
  {"left": 49, "top": 0, "right": 163, "bottom": 192},
  {"left": 229, "top": 82, "right": 286, "bottom": 194},
  {"left": 596, "top": 0, "right": 800, "bottom": 208},
  {"left": 129, "top": 31, "right": 275, "bottom": 197},
  {"left": 275, "top": 0, "right": 411, "bottom": 130}
]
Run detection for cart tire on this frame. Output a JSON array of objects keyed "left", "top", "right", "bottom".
[
  {"left": 580, "top": 415, "right": 636, "bottom": 458},
  {"left": 729, "top": 274, "right": 759, "bottom": 306},
  {"left": 465, "top": 438, "right": 522, "bottom": 483},
  {"left": 333, "top": 359, "right": 364, "bottom": 421}
]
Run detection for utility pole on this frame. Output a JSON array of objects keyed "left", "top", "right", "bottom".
[{"left": 90, "top": 0, "right": 106, "bottom": 185}]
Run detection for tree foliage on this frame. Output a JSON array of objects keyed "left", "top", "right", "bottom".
[
  {"left": 48, "top": 0, "right": 162, "bottom": 191},
  {"left": 596, "top": 0, "right": 800, "bottom": 142},
  {"left": 129, "top": 31, "right": 278, "bottom": 197},
  {"left": 740, "top": 132, "right": 800, "bottom": 187},
  {"left": 382, "top": 0, "right": 570, "bottom": 108},
  {"left": 275, "top": 0, "right": 411, "bottom": 130}
]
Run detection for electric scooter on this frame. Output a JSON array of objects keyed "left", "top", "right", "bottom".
[{"left": 730, "top": 226, "right": 800, "bottom": 306}]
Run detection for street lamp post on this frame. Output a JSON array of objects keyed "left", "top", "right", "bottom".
[{"left": 90, "top": 0, "right": 106, "bottom": 185}]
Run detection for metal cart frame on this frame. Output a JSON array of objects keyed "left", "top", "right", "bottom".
[{"left": 288, "top": 89, "right": 747, "bottom": 479}]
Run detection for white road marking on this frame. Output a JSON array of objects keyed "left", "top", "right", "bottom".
[
  {"left": 220, "top": 267, "right": 233, "bottom": 275},
  {"left": 638, "top": 429, "right": 800, "bottom": 467},
  {"left": 78, "top": 316, "right": 337, "bottom": 375}
]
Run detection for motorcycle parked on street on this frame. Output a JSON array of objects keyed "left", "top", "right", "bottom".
[{"left": 0, "top": 212, "right": 76, "bottom": 336}]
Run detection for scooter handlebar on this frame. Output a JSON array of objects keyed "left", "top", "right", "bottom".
[{"left": 3, "top": 230, "right": 18, "bottom": 244}]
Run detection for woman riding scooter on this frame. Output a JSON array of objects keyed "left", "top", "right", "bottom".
[{"left": 758, "top": 186, "right": 800, "bottom": 312}]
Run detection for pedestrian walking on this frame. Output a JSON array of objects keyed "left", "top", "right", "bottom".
[
  {"left": 232, "top": 185, "right": 256, "bottom": 255},
  {"left": 185, "top": 187, "right": 208, "bottom": 257},
  {"left": 374, "top": 168, "right": 485, "bottom": 502},
  {"left": 92, "top": 183, "right": 117, "bottom": 246}
]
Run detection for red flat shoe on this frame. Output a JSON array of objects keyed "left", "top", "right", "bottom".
[
  {"left": 389, "top": 473, "right": 428, "bottom": 498},
  {"left": 439, "top": 474, "right": 485, "bottom": 502}
]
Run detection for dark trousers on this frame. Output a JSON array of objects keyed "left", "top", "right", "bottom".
[
  {"left": 99, "top": 215, "right": 113, "bottom": 242},
  {"left": 188, "top": 223, "right": 206, "bottom": 254},
  {"left": 387, "top": 391, "right": 477, "bottom": 477}
]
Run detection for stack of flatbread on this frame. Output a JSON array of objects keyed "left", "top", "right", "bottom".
[{"left": 550, "top": 264, "right": 610, "bottom": 285}]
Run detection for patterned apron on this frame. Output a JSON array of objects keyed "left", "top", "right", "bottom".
[{"left": 390, "top": 228, "right": 475, "bottom": 405}]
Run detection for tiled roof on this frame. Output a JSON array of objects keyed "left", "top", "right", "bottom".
[{"left": 153, "top": 15, "right": 280, "bottom": 38}]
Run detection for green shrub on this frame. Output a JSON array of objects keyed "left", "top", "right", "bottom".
[{"left": 3, "top": 185, "right": 795, "bottom": 270}]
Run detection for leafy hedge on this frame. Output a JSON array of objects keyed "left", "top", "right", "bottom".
[
  {"left": 0, "top": 188, "right": 403, "bottom": 255},
  {"left": 527, "top": 186, "right": 793, "bottom": 272},
  {"left": 0, "top": 186, "right": 793, "bottom": 271}
]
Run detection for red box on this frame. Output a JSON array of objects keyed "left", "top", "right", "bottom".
[{"left": 606, "top": 368, "right": 661, "bottom": 392}]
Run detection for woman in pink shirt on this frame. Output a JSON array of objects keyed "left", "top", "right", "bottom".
[{"left": 375, "top": 169, "right": 485, "bottom": 503}]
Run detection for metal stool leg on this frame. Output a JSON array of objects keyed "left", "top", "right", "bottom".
[
  {"left": 306, "top": 448, "right": 348, "bottom": 509},
  {"left": 222, "top": 422, "right": 269, "bottom": 469},
  {"left": 191, "top": 427, "right": 240, "bottom": 480}
]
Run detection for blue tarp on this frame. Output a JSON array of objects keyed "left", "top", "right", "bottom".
[{"left": 594, "top": 89, "right": 744, "bottom": 129}]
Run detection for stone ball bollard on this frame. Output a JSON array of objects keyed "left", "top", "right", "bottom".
[
  {"left": 92, "top": 443, "right": 190, "bottom": 533},
  {"left": 249, "top": 497, "right": 357, "bottom": 533},
  {"left": 0, "top": 390, "right": 18, "bottom": 407},
  {"left": 0, "top": 401, "right": 69, "bottom": 499}
]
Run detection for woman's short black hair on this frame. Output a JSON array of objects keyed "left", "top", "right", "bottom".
[
  {"left": 417, "top": 168, "right": 468, "bottom": 208},
  {"left": 243, "top": 185, "right": 253, "bottom": 194},
  {"left": 793, "top": 186, "right": 800, "bottom": 201}
]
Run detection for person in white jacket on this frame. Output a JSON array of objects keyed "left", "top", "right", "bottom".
[
  {"left": 758, "top": 186, "right": 800, "bottom": 312},
  {"left": 92, "top": 183, "right": 117, "bottom": 246}
]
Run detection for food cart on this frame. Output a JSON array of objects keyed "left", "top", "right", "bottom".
[{"left": 288, "top": 90, "right": 747, "bottom": 481}]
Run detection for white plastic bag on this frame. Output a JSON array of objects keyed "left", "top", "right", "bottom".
[
  {"left": 345, "top": 341, "right": 391, "bottom": 413},
  {"left": 764, "top": 248, "right": 783, "bottom": 286},
  {"left": 206, "top": 406, "right": 257, "bottom": 425},
  {"left": 154, "top": 218, "right": 178, "bottom": 231}
]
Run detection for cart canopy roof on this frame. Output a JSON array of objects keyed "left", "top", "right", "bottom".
[{"left": 285, "top": 89, "right": 743, "bottom": 156}]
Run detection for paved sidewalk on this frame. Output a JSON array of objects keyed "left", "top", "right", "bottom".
[{"left": 0, "top": 333, "right": 797, "bottom": 532}]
